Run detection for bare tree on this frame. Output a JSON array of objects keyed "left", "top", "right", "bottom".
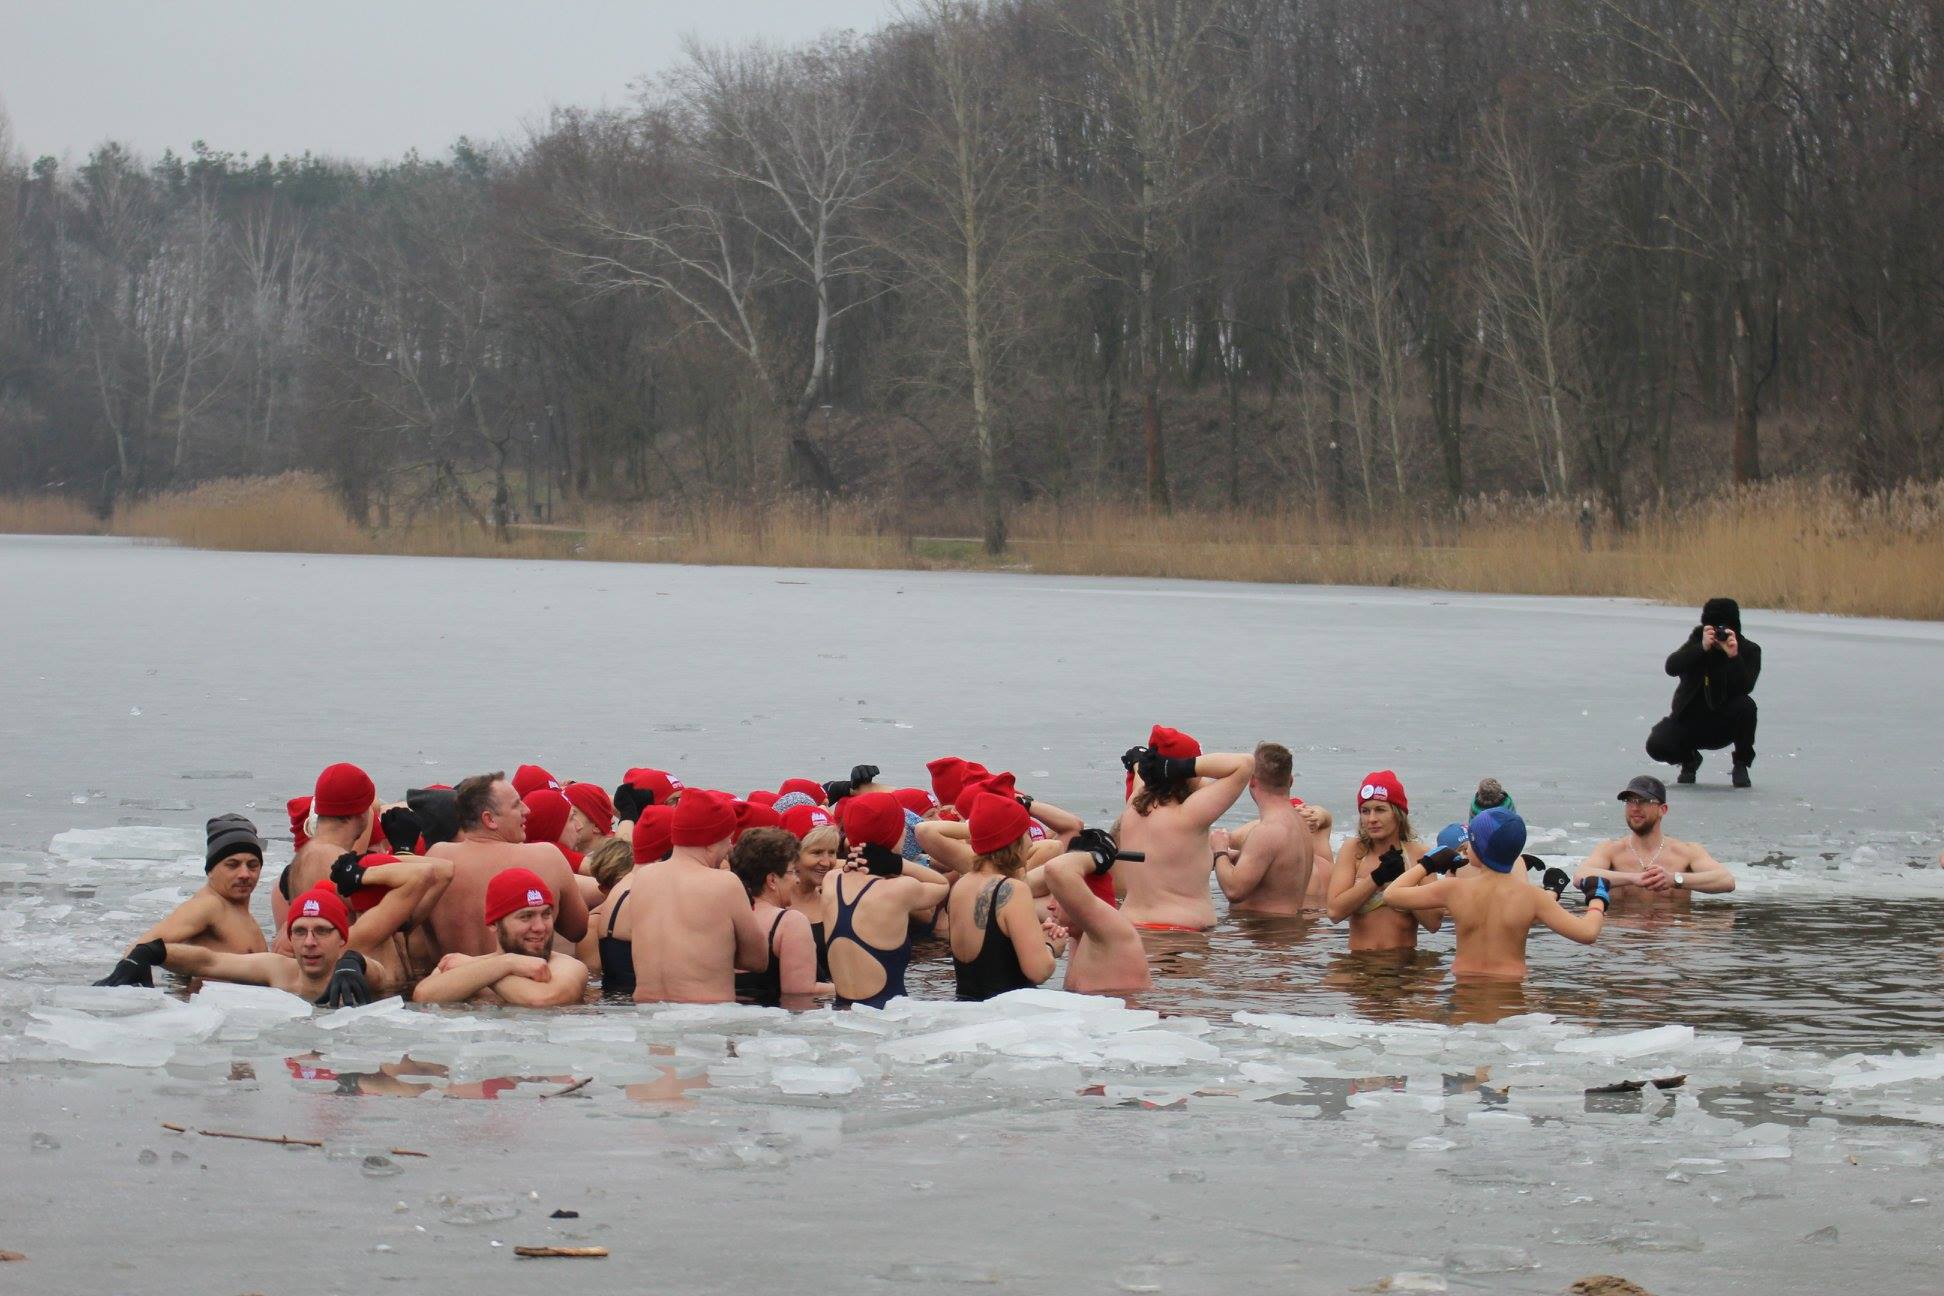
[
  {"left": 1313, "top": 203, "right": 1413, "bottom": 505},
  {"left": 1472, "top": 112, "right": 1582, "bottom": 495},
  {"left": 1068, "top": 0, "right": 1239, "bottom": 510}
]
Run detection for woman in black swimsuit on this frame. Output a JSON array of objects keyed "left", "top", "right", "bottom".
[
  {"left": 728, "top": 828, "right": 827, "bottom": 1004},
  {"left": 589, "top": 805, "right": 675, "bottom": 998},
  {"left": 948, "top": 791, "right": 1065, "bottom": 1001},
  {"left": 781, "top": 815, "right": 842, "bottom": 982}
]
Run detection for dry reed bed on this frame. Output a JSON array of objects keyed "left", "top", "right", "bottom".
[{"left": 7, "top": 475, "right": 1942, "bottom": 620}]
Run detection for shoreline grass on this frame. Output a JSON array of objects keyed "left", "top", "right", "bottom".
[{"left": 7, "top": 473, "right": 1944, "bottom": 620}]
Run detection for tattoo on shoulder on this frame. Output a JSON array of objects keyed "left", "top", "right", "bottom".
[{"left": 974, "top": 880, "right": 1010, "bottom": 927}]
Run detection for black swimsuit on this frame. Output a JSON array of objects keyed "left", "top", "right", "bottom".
[
  {"left": 734, "top": 911, "right": 789, "bottom": 1007},
  {"left": 830, "top": 876, "right": 912, "bottom": 1010},
  {"left": 954, "top": 879, "right": 1034, "bottom": 1002},
  {"left": 598, "top": 890, "right": 634, "bottom": 997}
]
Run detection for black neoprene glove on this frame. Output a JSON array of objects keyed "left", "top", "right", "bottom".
[
  {"left": 823, "top": 779, "right": 855, "bottom": 805},
  {"left": 1420, "top": 846, "right": 1464, "bottom": 875},
  {"left": 849, "top": 764, "right": 880, "bottom": 788},
  {"left": 323, "top": 951, "right": 371, "bottom": 1008},
  {"left": 859, "top": 842, "right": 903, "bottom": 877},
  {"left": 1577, "top": 876, "right": 1610, "bottom": 908},
  {"left": 1069, "top": 827, "right": 1120, "bottom": 873},
  {"left": 613, "top": 783, "right": 653, "bottom": 823},
  {"left": 95, "top": 937, "right": 165, "bottom": 988},
  {"left": 1371, "top": 847, "right": 1407, "bottom": 888},
  {"left": 329, "top": 851, "right": 368, "bottom": 897},
  {"left": 1521, "top": 854, "right": 1546, "bottom": 872},
  {"left": 1541, "top": 867, "right": 1571, "bottom": 897},
  {"left": 1120, "top": 746, "right": 1149, "bottom": 773},
  {"left": 1136, "top": 751, "right": 1198, "bottom": 788},
  {"left": 380, "top": 806, "right": 421, "bottom": 854}
]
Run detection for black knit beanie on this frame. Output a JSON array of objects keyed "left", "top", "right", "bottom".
[{"left": 205, "top": 813, "right": 266, "bottom": 872}]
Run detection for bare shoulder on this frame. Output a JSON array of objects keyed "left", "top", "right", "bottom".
[
  {"left": 1403, "top": 840, "right": 1427, "bottom": 861},
  {"left": 1587, "top": 838, "right": 1620, "bottom": 862},
  {"left": 776, "top": 906, "right": 813, "bottom": 937},
  {"left": 1668, "top": 837, "right": 1714, "bottom": 863}
]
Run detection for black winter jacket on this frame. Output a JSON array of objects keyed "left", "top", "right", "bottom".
[{"left": 1665, "top": 627, "right": 1761, "bottom": 717}]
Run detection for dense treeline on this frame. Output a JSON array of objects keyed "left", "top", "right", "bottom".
[{"left": 1, "top": 0, "right": 1938, "bottom": 550}]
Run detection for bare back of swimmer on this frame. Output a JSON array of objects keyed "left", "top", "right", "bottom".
[
  {"left": 1214, "top": 743, "right": 1312, "bottom": 916},
  {"left": 427, "top": 773, "right": 590, "bottom": 960},
  {"left": 1114, "top": 734, "right": 1254, "bottom": 931}
]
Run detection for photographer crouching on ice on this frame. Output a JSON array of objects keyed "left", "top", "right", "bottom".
[{"left": 1645, "top": 597, "right": 1761, "bottom": 789}]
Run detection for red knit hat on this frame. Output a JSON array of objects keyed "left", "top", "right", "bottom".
[
  {"left": 671, "top": 789, "right": 737, "bottom": 848},
  {"left": 631, "top": 805, "right": 674, "bottom": 864},
  {"left": 522, "top": 788, "right": 570, "bottom": 848},
  {"left": 893, "top": 787, "right": 939, "bottom": 816},
  {"left": 512, "top": 764, "right": 561, "bottom": 798},
  {"left": 287, "top": 795, "right": 313, "bottom": 851},
  {"left": 968, "top": 792, "right": 1032, "bottom": 855},
  {"left": 1148, "top": 725, "right": 1202, "bottom": 759},
  {"left": 313, "top": 763, "right": 375, "bottom": 819},
  {"left": 779, "top": 804, "right": 834, "bottom": 840},
  {"left": 562, "top": 782, "right": 615, "bottom": 836},
  {"left": 733, "top": 800, "right": 784, "bottom": 841},
  {"left": 484, "top": 867, "right": 554, "bottom": 925},
  {"left": 1357, "top": 770, "right": 1408, "bottom": 814},
  {"left": 842, "top": 792, "right": 905, "bottom": 850},
  {"left": 777, "top": 777, "right": 827, "bottom": 806},
  {"left": 954, "top": 771, "right": 1016, "bottom": 819},
  {"left": 285, "top": 885, "right": 350, "bottom": 942},
  {"left": 926, "top": 757, "right": 988, "bottom": 805},
  {"left": 344, "top": 853, "right": 398, "bottom": 914},
  {"left": 1084, "top": 872, "right": 1118, "bottom": 908},
  {"left": 622, "top": 767, "right": 684, "bottom": 805},
  {"left": 746, "top": 789, "right": 780, "bottom": 808}
]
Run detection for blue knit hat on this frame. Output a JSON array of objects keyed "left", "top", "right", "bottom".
[{"left": 1467, "top": 807, "right": 1527, "bottom": 873}]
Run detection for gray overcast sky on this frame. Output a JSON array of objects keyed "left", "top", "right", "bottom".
[{"left": 0, "top": 0, "right": 902, "bottom": 164}]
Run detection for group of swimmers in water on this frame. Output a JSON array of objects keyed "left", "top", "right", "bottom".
[{"left": 92, "top": 727, "right": 1738, "bottom": 1009}]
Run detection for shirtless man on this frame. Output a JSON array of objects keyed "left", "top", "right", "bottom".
[
  {"left": 94, "top": 816, "right": 268, "bottom": 981},
  {"left": 1029, "top": 829, "right": 1151, "bottom": 994},
  {"left": 1213, "top": 743, "right": 1312, "bottom": 916},
  {"left": 1113, "top": 726, "right": 1254, "bottom": 931},
  {"left": 1574, "top": 774, "right": 1737, "bottom": 910},
  {"left": 425, "top": 772, "right": 590, "bottom": 959},
  {"left": 103, "top": 885, "right": 384, "bottom": 1007},
  {"left": 1326, "top": 770, "right": 1442, "bottom": 951},
  {"left": 273, "top": 762, "right": 379, "bottom": 935},
  {"left": 1382, "top": 808, "right": 1606, "bottom": 979},
  {"left": 410, "top": 868, "right": 590, "bottom": 1006},
  {"left": 630, "top": 789, "right": 769, "bottom": 1004}
]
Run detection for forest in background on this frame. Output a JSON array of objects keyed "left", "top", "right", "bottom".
[{"left": 1, "top": 0, "right": 1938, "bottom": 555}]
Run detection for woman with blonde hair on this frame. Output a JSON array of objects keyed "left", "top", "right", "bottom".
[
  {"left": 780, "top": 806, "right": 840, "bottom": 981},
  {"left": 1325, "top": 770, "right": 1441, "bottom": 952}
]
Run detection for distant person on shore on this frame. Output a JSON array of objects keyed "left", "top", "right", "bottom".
[
  {"left": 1114, "top": 727, "right": 1255, "bottom": 930},
  {"left": 411, "top": 868, "right": 589, "bottom": 1007},
  {"left": 1213, "top": 742, "right": 1314, "bottom": 916},
  {"left": 425, "top": 772, "right": 590, "bottom": 959},
  {"left": 1326, "top": 771, "right": 1441, "bottom": 951},
  {"left": 1573, "top": 775, "right": 1737, "bottom": 908},
  {"left": 104, "top": 815, "right": 270, "bottom": 963},
  {"left": 1646, "top": 597, "right": 1761, "bottom": 788},
  {"left": 1381, "top": 809, "right": 1607, "bottom": 979},
  {"left": 631, "top": 790, "right": 770, "bottom": 1004}
]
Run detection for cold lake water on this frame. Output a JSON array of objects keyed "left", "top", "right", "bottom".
[{"left": 2, "top": 534, "right": 1942, "bottom": 1294}]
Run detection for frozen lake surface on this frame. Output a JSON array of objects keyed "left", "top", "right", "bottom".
[{"left": 2, "top": 535, "right": 1943, "bottom": 1294}]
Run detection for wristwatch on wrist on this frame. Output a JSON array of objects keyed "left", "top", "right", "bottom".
[{"left": 1674, "top": 873, "right": 1686, "bottom": 889}]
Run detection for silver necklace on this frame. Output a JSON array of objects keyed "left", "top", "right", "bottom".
[{"left": 1628, "top": 837, "right": 1666, "bottom": 872}]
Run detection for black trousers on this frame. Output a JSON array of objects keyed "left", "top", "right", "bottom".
[{"left": 1646, "top": 696, "right": 1757, "bottom": 768}]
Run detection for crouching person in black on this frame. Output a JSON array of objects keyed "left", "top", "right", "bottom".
[{"left": 1646, "top": 597, "right": 1761, "bottom": 788}]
